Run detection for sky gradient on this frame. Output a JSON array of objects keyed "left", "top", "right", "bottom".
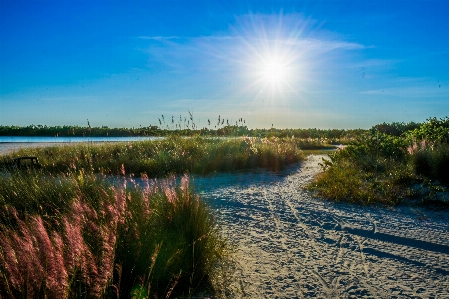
[{"left": 1, "top": 0, "right": 448, "bottom": 129}]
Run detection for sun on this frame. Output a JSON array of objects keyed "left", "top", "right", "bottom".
[
  {"left": 261, "top": 57, "right": 289, "bottom": 83},
  {"left": 228, "top": 12, "right": 310, "bottom": 102},
  {"left": 253, "top": 51, "right": 293, "bottom": 93}
]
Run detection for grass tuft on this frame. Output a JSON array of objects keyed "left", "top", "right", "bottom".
[{"left": 0, "top": 171, "right": 228, "bottom": 298}]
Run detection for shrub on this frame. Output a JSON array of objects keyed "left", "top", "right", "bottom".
[
  {"left": 410, "top": 144, "right": 449, "bottom": 186},
  {"left": 309, "top": 159, "right": 412, "bottom": 205},
  {"left": 432, "top": 144, "right": 449, "bottom": 185},
  {"left": 310, "top": 117, "right": 449, "bottom": 205}
]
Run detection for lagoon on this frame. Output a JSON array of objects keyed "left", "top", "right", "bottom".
[
  {"left": 0, "top": 136, "right": 163, "bottom": 155},
  {"left": 0, "top": 136, "right": 161, "bottom": 143}
]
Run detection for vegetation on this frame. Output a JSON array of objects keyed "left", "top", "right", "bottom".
[
  {"left": 0, "top": 134, "right": 308, "bottom": 297},
  {"left": 0, "top": 170, "right": 229, "bottom": 298},
  {"left": 1, "top": 116, "right": 445, "bottom": 297},
  {"left": 0, "top": 136, "right": 305, "bottom": 177},
  {"left": 309, "top": 117, "right": 449, "bottom": 205},
  {"left": 0, "top": 114, "right": 373, "bottom": 144}
]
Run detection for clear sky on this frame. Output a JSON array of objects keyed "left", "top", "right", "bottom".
[{"left": 1, "top": 0, "right": 448, "bottom": 129}]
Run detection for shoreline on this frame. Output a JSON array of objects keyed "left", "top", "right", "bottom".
[{"left": 0, "top": 142, "right": 86, "bottom": 155}]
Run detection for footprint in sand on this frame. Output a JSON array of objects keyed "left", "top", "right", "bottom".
[{"left": 193, "top": 155, "right": 449, "bottom": 298}]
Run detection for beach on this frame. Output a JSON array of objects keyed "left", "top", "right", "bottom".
[
  {"left": 2, "top": 143, "right": 448, "bottom": 298},
  {"left": 195, "top": 155, "right": 449, "bottom": 298}
]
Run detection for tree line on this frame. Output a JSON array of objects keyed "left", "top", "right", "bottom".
[{"left": 0, "top": 119, "right": 439, "bottom": 142}]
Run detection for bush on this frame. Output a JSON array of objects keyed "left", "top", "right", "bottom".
[
  {"left": 432, "top": 145, "right": 449, "bottom": 185},
  {"left": 310, "top": 117, "right": 449, "bottom": 205},
  {"left": 411, "top": 144, "right": 449, "bottom": 186},
  {"left": 412, "top": 149, "right": 433, "bottom": 177},
  {"left": 310, "top": 159, "right": 412, "bottom": 205}
]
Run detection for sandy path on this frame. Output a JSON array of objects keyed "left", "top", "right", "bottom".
[{"left": 194, "top": 155, "right": 449, "bottom": 298}]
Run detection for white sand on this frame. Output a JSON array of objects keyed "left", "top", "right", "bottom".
[{"left": 194, "top": 155, "right": 449, "bottom": 298}]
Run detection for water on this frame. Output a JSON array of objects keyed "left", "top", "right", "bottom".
[
  {"left": 0, "top": 136, "right": 164, "bottom": 155},
  {"left": 0, "top": 136, "right": 162, "bottom": 143}
]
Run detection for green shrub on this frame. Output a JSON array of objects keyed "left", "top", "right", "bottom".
[
  {"left": 411, "top": 144, "right": 449, "bottom": 186},
  {"left": 432, "top": 144, "right": 449, "bottom": 185},
  {"left": 309, "top": 159, "right": 412, "bottom": 205},
  {"left": 412, "top": 149, "right": 433, "bottom": 177},
  {"left": 310, "top": 117, "right": 448, "bottom": 205},
  {"left": 405, "top": 117, "right": 449, "bottom": 144}
]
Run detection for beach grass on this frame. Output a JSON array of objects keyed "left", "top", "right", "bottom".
[
  {"left": 0, "top": 136, "right": 305, "bottom": 177},
  {"left": 0, "top": 135, "right": 309, "bottom": 298},
  {"left": 0, "top": 170, "right": 229, "bottom": 298}
]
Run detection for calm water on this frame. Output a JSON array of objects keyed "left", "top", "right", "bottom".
[
  {"left": 0, "top": 136, "right": 164, "bottom": 154},
  {"left": 0, "top": 136, "right": 162, "bottom": 143}
]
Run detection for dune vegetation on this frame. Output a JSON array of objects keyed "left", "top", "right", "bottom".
[
  {"left": 0, "top": 135, "right": 306, "bottom": 298},
  {"left": 0, "top": 136, "right": 305, "bottom": 177},
  {"left": 309, "top": 117, "right": 449, "bottom": 205},
  {"left": 0, "top": 170, "right": 230, "bottom": 298},
  {"left": 1, "top": 117, "right": 446, "bottom": 297}
]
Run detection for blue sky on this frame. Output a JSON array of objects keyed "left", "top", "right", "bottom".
[{"left": 1, "top": 0, "right": 448, "bottom": 129}]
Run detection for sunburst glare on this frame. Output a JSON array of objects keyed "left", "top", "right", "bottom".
[
  {"left": 261, "top": 55, "right": 289, "bottom": 83},
  {"left": 227, "top": 13, "right": 313, "bottom": 107},
  {"left": 256, "top": 50, "right": 293, "bottom": 92}
]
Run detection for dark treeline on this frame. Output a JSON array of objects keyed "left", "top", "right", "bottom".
[
  {"left": 0, "top": 120, "right": 427, "bottom": 141},
  {"left": 372, "top": 121, "right": 421, "bottom": 136},
  {"left": 0, "top": 124, "right": 360, "bottom": 140},
  {"left": 0, "top": 124, "right": 164, "bottom": 137}
]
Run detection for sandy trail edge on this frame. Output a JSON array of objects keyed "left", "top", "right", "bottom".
[{"left": 194, "top": 155, "right": 449, "bottom": 298}]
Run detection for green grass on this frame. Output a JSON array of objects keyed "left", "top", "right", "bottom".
[
  {"left": 302, "top": 149, "right": 338, "bottom": 155},
  {"left": 0, "top": 171, "right": 229, "bottom": 298},
  {"left": 0, "top": 135, "right": 309, "bottom": 298},
  {"left": 309, "top": 158, "right": 417, "bottom": 205},
  {"left": 0, "top": 136, "right": 305, "bottom": 177}
]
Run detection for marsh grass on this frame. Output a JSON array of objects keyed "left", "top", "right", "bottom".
[
  {"left": 0, "top": 136, "right": 304, "bottom": 177},
  {"left": 0, "top": 170, "right": 228, "bottom": 298}
]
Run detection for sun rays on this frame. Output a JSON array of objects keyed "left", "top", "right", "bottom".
[{"left": 228, "top": 13, "right": 313, "bottom": 109}]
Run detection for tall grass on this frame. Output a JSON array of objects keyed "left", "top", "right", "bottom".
[
  {"left": 0, "top": 134, "right": 306, "bottom": 297},
  {"left": 0, "top": 136, "right": 304, "bottom": 177},
  {"left": 0, "top": 170, "right": 228, "bottom": 298}
]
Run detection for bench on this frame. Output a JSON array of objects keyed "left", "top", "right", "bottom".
[{"left": 13, "top": 157, "right": 42, "bottom": 170}]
